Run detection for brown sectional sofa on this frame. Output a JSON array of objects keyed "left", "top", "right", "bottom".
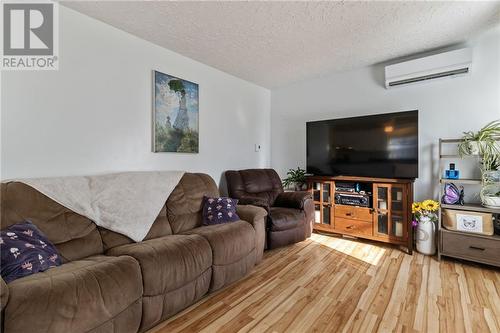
[{"left": 0, "top": 173, "right": 267, "bottom": 333}]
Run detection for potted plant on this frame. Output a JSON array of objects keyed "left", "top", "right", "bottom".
[
  {"left": 458, "top": 120, "right": 500, "bottom": 158},
  {"left": 282, "top": 167, "right": 307, "bottom": 191},
  {"left": 481, "top": 162, "right": 500, "bottom": 208},
  {"left": 458, "top": 119, "right": 500, "bottom": 207},
  {"left": 412, "top": 200, "right": 440, "bottom": 255}
]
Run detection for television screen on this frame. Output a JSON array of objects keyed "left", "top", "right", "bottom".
[{"left": 306, "top": 110, "right": 418, "bottom": 179}]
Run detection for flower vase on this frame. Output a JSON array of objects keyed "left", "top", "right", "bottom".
[{"left": 416, "top": 216, "right": 436, "bottom": 255}]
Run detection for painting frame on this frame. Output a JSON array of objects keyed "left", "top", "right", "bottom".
[{"left": 152, "top": 70, "right": 199, "bottom": 153}]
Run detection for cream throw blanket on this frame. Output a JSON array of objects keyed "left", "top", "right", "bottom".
[{"left": 13, "top": 171, "right": 185, "bottom": 242}]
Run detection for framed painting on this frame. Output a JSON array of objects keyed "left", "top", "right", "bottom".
[{"left": 152, "top": 70, "right": 199, "bottom": 153}]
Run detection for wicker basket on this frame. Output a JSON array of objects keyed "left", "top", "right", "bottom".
[{"left": 443, "top": 209, "right": 494, "bottom": 236}]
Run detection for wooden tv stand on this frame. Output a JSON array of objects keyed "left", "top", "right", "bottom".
[{"left": 306, "top": 175, "right": 414, "bottom": 254}]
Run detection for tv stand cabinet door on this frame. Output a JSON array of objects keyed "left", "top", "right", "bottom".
[
  {"left": 308, "top": 180, "right": 335, "bottom": 230},
  {"left": 373, "top": 183, "right": 408, "bottom": 242}
]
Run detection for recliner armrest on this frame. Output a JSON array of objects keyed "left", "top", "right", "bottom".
[{"left": 274, "top": 191, "right": 312, "bottom": 210}]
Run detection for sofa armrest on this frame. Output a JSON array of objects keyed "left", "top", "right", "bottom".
[
  {"left": 237, "top": 205, "right": 267, "bottom": 263},
  {"left": 303, "top": 198, "right": 315, "bottom": 238},
  {"left": 274, "top": 191, "right": 312, "bottom": 210},
  {"left": 1, "top": 276, "right": 8, "bottom": 312},
  {"left": 238, "top": 196, "right": 270, "bottom": 212}
]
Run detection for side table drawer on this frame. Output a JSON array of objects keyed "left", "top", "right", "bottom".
[{"left": 441, "top": 230, "right": 500, "bottom": 266}]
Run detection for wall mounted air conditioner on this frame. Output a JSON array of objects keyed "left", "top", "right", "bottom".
[{"left": 384, "top": 48, "right": 472, "bottom": 88}]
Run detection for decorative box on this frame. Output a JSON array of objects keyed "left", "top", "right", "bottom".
[{"left": 443, "top": 209, "right": 494, "bottom": 236}]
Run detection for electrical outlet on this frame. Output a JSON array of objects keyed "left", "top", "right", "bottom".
[{"left": 254, "top": 144, "right": 261, "bottom": 152}]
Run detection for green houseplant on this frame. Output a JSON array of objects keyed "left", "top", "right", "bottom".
[
  {"left": 458, "top": 119, "right": 500, "bottom": 208},
  {"left": 282, "top": 167, "right": 307, "bottom": 191},
  {"left": 480, "top": 160, "right": 500, "bottom": 208},
  {"left": 458, "top": 120, "right": 500, "bottom": 170}
]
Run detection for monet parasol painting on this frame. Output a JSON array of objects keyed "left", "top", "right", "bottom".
[{"left": 153, "top": 70, "right": 199, "bottom": 153}]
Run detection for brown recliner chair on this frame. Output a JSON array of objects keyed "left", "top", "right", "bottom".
[{"left": 225, "top": 169, "right": 314, "bottom": 249}]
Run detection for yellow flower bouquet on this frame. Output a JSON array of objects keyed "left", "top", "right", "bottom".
[{"left": 411, "top": 199, "right": 439, "bottom": 227}]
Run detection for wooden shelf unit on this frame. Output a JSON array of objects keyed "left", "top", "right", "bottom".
[
  {"left": 437, "top": 138, "right": 500, "bottom": 268},
  {"left": 441, "top": 203, "right": 500, "bottom": 214},
  {"left": 439, "top": 178, "right": 482, "bottom": 185},
  {"left": 307, "top": 175, "right": 414, "bottom": 254}
]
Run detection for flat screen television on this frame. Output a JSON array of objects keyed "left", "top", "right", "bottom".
[{"left": 306, "top": 110, "right": 418, "bottom": 179}]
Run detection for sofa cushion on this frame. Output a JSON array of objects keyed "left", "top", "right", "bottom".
[
  {"left": 1, "top": 220, "right": 62, "bottom": 283},
  {"left": 167, "top": 173, "right": 219, "bottom": 234},
  {"left": 183, "top": 221, "right": 256, "bottom": 291},
  {"left": 106, "top": 234, "right": 212, "bottom": 296},
  {"left": 106, "top": 234, "right": 212, "bottom": 331},
  {"left": 1, "top": 182, "right": 104, "bottom": 262},
  {"left": 183, "top": 221, "right": 255, "bottom": 266},
  {"left": 269, "top": 207, "right": 305, "bottom": 232},
  {"left": 3, "top": 255, "right": 142, "bottom": 333},
  {"left": 140, "top": 270, "right": 211, "bottom": 331},
  {"left": 267, "top": 225, "right": 307, "bottom": 250}
]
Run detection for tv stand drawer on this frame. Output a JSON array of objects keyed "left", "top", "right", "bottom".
[
  {"left": 335, "top": 205, "right": 372, "bottom": 222},
  {"left": 335, "top": 217, "right": 373, "bottom": 237}
]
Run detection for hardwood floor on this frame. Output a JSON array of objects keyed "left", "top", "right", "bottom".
[{"left": 150, "top": 233, "right": 500, "bottom": 333}]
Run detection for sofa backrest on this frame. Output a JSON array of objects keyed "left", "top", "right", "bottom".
[
  {"left": 2, "top": 173, "right": 219, "bottom": 254},
  {"left": 1, "top": 182, "right": 104, "bottom": 262},
  {"left": 225, "top": 169, "right": 283, "bottom": 206},
  {"left": 166, "top": 173, "right": 219, "bottom": 234},
  {"left": 101, "top": 173, "right": 219, "bottom": 245},
  {"left": 99, "top": 202, "right": 174, "bottom": 251}
]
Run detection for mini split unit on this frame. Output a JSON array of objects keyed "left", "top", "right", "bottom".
[{"left": 384, "top": 48, "right": 472, "bottom": 88}]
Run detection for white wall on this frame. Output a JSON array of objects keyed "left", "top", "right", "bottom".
[
  {"left": 2, "top": 5, "right": 498, "bottom": 200},
  {"left": 271, "top": 28, "right": 500, "bottom": 201},
  {"left": 1, "top": 6, "right": 271, "bottom": 184}
]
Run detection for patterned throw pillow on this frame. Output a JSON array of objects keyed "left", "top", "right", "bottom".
[
  {"left": 202, "top": 196, "right": 240, "bottom": 225},
  {"left": 1, "top": 220, "right": 62, "bottom": 283}
]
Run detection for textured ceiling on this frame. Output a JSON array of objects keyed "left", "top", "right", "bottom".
[{"left": 62, "top": 1, "right": 500, "bottom": 88}]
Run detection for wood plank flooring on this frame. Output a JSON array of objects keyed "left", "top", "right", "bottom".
[{"left": 150, "top": 233, "right": 500, "bottom": 333}]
